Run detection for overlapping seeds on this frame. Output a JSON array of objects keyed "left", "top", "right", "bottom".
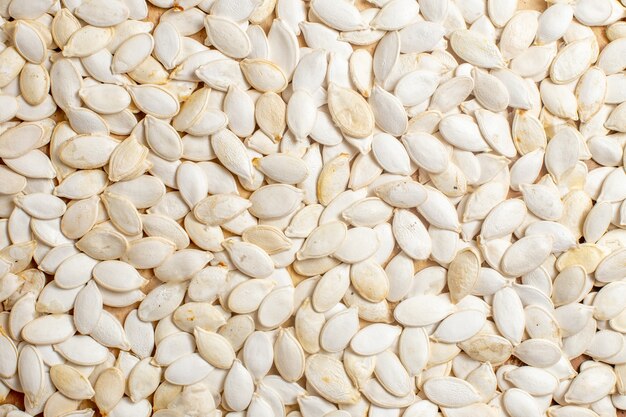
[{"left": 1, "top": 0, "right": 626, "bottom": 417}]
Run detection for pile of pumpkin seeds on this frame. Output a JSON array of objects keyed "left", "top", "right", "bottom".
[{"left": 1, "top": 0, "right": 626, "bottom": 416}]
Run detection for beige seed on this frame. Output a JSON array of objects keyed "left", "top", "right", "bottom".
[
  {"left": 327, "top": 83, "right": 375, "bottom": 139},
  {"left": 94, "top": 367, "right": 125, "bottom": 414},
  {"left": 50, "top": 364, "right": 95, "bottom": 400}
]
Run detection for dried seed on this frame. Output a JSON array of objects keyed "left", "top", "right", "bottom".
[
  {"left": 423, "top": 377, "right": 481, "bottom": 408},
  {"left": 240, "top": 58, "right": 288, "bottom": 93},
  {"left": 551, "top": 37, "right": 597, "bottom": 84},
  {"left": 311, "top": 0, "right": 364, "bottom": 31},
  {"left": 204, "top": 15, "right": 251, "bottom": 59},
  {"left": 328, "top": 83, "right": 375, "bottom": 138},
  {"left": 450, "top": 29, "right": 505, "bottom": 69},
  {"left": 94, "top": 367, "right": 124, "bottom": 414},
  {"left": 126, "top": 84, "right": 180, "bottom": 119},
  {"left": 565, "top": 365, "right": 616, "bottom": 404},
  {"left": 63, "top": 26, "right": 114, "bottom": 58},
  {"left": 54, "top": 335, "right": 109, "bottom": 366},
  {"left": 305, "top": 354, "right": 360, "bottom": 404},
  {"left": 448, "top": 247, "right": 481, "bottom": 303}
]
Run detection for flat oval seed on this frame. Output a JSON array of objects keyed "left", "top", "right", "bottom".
[
  {"left": 550, "top": 37, "right": 597, "bottom": 84},
  {"left": 211, "top": 128, "right": 255, "bottom": 182},
  {"left": 395, "top": 295, "right": 455, "bottom": 326},
  {"left": 334, "top": 228, "right": 379, "bottom": 264},
  {"left": 503, "top": 388, "right": 542, "bottom": 417},
  {"left": 565, "top": 365, "right": 616, "bottom": 404},
  {"left": 22, "top": 314, "right": 76, "bottom": 345},
  {"left": 154, "top": 249, "right": 213, "bottom": 282},
  {"left": 228, "top": 278, "right": 275, "bottom": 313},
  {"left": 392, "top": 209, "right": 431, "bottom": 260},
  {"left": 311, "top": 0, "right": 364, "bottom": 31},
  {"left": 58, "top": 134, "right": 119, "bottom": 169},
  {"left": 54, "top": 336, "right": 109, "bottom": 366},
  {"left": 14, "top": 193, "right": 66, "bottom": 220},
  {"left": 450, "top": 29, "right": 505, "bottom": 69},
  {"left": 123, "top": 237, "right": 176, "bottom": 269},
  {"left": 598, "top": 38, "right": 626, "bottom": 75},
  {"left": 0, "top": 122, "right": 45, "bottom": 159},
  {"left": 195, "top": 327, "right": 235, "bottom": 369},
  {"left": 596, "top": 248, "right": 626, "bottom": 283},
  {"left": 351, "top": 324, "right": 401, "bottom": 356},
  {"left": 50, "top": 364, "right": 95, "bottom": 400},
  {"left": 126, "top": 84, "right": 180, "bottom": 119},
  {"left": 297, "top": 221, "right": 347, "bottom": 260},
  {"left": 205, "top": 15, "right": 251, "bottom": 59},
  {"left": 13, "top": 21, "right": 47, "bottom": 64},
  {"left": 138, "top": 282, "right": 187, "bottom": 322},
  {"left": 92, "top": 260, "right": 146, "bottom": 292},
  {"left": 423, "top": 377, "right": 482, "bottom": 407},
  {"left": 327, "top": 83, "right": 375, "bottom": 138},
  {"left": 240, "top": 58, "right": 288, "bottom": 93},
  {"left": 254, "top": 153, "right": 309, "bottom": 184},
  {"left": 448, "top": 248, "right": 481, "bottom": 303},
  {"left": 432, "top": 309, "right": 486, "bottom": 343},
  {"left": 63, "top": 26, "right": 114, "bottom": 58},
  {"left": 320, "top": 307, "right": 359, "bottom": 353},
  {"left": 112, "top": 33, "right": 154, "bottom": 74},
  {"left": 223, "top": 239, "right": 274, "bottom": 279},
  {"left": 304, "top": 354, "right": 360, "bottom": 404},
  {"left": 501, "top": 235, "right": 554, "bottom": 277},
  {"left": 164, "top": 353, "right": 214, "bottom": 386}
]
